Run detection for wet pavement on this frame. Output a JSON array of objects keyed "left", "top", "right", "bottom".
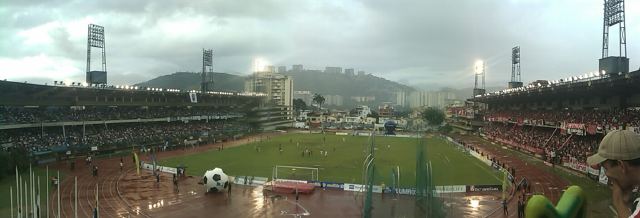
[{"left": 49, "top": 133, "right": 508, "bottom": 218}]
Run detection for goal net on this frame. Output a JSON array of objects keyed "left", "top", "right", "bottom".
[{"left": 272, "top": 165, "right": 319, "bottom": 182}]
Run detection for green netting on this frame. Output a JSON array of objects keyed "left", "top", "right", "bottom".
[
  {"left": 361, "top": 133, "right": 446, "bottom": 218},
  {"left": 362, "top": 132, "right": 376, "bottom": 218},
  {"left": 415, "top": 136, "right": 446, "bottom": 217}
]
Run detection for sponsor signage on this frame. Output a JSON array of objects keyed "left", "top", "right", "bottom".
[
  {"left": 308, "top": 180, "right": 345, "bottom": 189},
  {"left": 141, "top": 163, "right": 177, "bottom": 174},
  {"left": 344, "top": 183, "right": 365, "bottom": 192},
  {"left": 466, "top": 185, "right": 502, "bottom": 192},
  {"left": 434, "top": 185, "right": 466, "bottom": 193}
]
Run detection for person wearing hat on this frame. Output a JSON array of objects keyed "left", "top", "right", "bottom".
[{"left": 587, "top": 130, "right": 640, "bottom": 218}]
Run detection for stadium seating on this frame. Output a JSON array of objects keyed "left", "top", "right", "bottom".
[{"left": 0, "top": 106, "right": 245, "bottom": 124}]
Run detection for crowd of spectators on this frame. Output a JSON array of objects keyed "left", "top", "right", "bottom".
[
  {"left": 485, "top": 108, "right": 640, "bottom": 128},
  {"left": 482, "top": 123, "right": 601, "bottom": 163},
  {"left": 0, "top": 120, "right": 251, "bottom": 153},
  {"left": 0, "top": 106, "right": 245, "bottom": 124}
]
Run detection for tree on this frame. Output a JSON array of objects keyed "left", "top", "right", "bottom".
[
  {"left": 367, "top": 111, "right": 379, "bottom": 124},
  {"left": 421, "top": 107, "right": 444, "bottom": 126},
  {"left": 293, "top": 98, "right": 307, "bottom": 119},
  {"left": 312, "top": 93, "right": 325, "bottom": 111}
]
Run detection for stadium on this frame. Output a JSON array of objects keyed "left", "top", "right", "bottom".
[
  {"left": 4, "top": 71, "right": 640, "bottom": 217},
  {"left": 2, "top": 1, "right": 640, "bottom": 218}
]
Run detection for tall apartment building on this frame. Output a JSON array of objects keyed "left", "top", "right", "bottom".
[
  {"left": 292, "top": 64, "right": 304, "bottom": 72},
  {"left": 294, "top": 90, "right": 313, "bottom": 105},
  {"left": 266, "top": 65, "right": 276, "bottom": 73},
  {"left": 278, "top": 66, "right": 287, "bottom": 73},
  {"left": 395, "top": 91, "right": 407, "bottom": 107},
  {"left": 325, "top": 95, "right": 344, "bottom": 106},
  {"left": 244, "top": 71, "right": 293, "bottom": 107},
  {"left": 408, "top": 91, "right": 456, "bottom": 109},
  {"left": 325, "top": 67, "right": 342, "bottom": 74},
  {"left": 345, "top": 68, "right": 355, "bottom": 77}
]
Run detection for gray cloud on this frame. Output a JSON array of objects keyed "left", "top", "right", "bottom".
[{"left": 1, "top": 0, "right": 639, "bottom": 90}]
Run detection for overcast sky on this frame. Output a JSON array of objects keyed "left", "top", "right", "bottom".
[{"left": 1, "top": 0, "right": 639, "bottom": 90}]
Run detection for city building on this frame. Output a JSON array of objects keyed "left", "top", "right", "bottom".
[
  {"left": 395, "top": 91, "right": 407, "bottom": 107},
  {"left": 351, "top": 96, "right": 376, "bottom": 103},
  {"left": 355, "top": 105, "right": 372, "bottom": 118},
  {"left": 325, "top": 94, "right": 344, "bottom": 106},
  {"left": 292, "top": 64, "right": 304, "bottom": 72},
  {"left": 278, "top": 66, "right": 287, "bottom": 73},
  {"left": 408, "top": 91, "right": 457, "bottom": 109},
  {"left": 245, "top": 71, "right": 293, "bottom": 108},
  {"left": 325, "top": 67, "right": 342, "bottom": 74},
  {"left": 378, "top": 103, "right": 394, "bottom": 117},
  {"left": 345, "top": 68, "right": 355, "bottom": 77},
  {"left": 357, "top": 70, "right": 366, "bottom": 76},
  {"left": 294, "top": 90, "right": 313, "bottom": 105}
]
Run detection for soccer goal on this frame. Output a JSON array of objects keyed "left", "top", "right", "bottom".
[{"left": 272, "top": 165, "right": 319, "bottom": 182}]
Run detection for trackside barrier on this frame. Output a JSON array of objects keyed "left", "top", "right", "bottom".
[
  {"left": 525, "top": 186, "right": 586, "bottom": 218},
  {"left": 229, "top": 176, "right": 486, "bottom": 196},
  {"left": 233, "top": 176, "right": 269, "bottom": 186},
  {"left": 140, "top": 162, "right": 177, "bottom": 174}
]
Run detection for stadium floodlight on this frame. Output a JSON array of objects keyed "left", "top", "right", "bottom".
[{"left": 474, "top": 60, "right": 484, "bottom": 75}]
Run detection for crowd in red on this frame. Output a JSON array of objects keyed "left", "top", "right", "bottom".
[{"left": 482, "top": 123, "right": 602, "bottom": 164}]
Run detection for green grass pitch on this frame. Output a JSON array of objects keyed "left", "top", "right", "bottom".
[{"left": 160, "top": 133, "right": 503, "bottom": 187}]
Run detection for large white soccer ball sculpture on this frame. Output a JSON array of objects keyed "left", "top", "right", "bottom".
[{"left": 203, "top": 168, "right": 229, "bottom": 193}]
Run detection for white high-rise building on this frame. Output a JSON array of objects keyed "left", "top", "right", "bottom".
[
  {"left": 325, "top": 95, "right": 344, "bottom": 106},
  {"left": 408, "top": 91, "right": 457, "bottom": 109},
  {"left": 294, "top": 90, "right": 313, "bottom": 105},
  {"left": 245, "top": 71, "right": 293, "bottom": 108},
  {"left": 395, "top": 91, "right": 407, "bottom": 107},
  {"left": 325, "top": 67, "right": 342, "bottom": 74}
]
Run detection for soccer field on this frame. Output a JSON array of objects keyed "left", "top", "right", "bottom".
[{"left": 160, "top": 133, "right": 503, "bottom": 186}]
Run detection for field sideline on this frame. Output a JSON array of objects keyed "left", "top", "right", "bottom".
[{"left": 159, "top": 133, "right": 503, "bottom": 186}]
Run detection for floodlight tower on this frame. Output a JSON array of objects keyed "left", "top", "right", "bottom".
[
  {"left": 201, "top": 49, "right": 214, "bottom": 92},
  {"left": 509, "top": 46, "right": 523, "bottom": 88},
  {"left": 600, "top": 0, "right": 629, "bottom": 75},
  {"left": 473, "top": 60, "right": 486, "bottom": 97},
  {"left": 86, "top": 24, "right": 107, "bottom": 85}
]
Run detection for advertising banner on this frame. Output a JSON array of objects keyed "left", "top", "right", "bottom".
[{"left": 466, "top": 184, "right": 502, "bottom": 192}]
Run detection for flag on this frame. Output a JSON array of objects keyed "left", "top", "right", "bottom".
[
  {"left": 133, "top": 152, "right": 140, "bottom": 175},
  {"left": 189, "top": 92, "right": 198, "bottom": 103}
]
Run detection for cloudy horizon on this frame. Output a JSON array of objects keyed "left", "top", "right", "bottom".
[{"left": 1, "top": 0, "right": 639, "bottom": 90}]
